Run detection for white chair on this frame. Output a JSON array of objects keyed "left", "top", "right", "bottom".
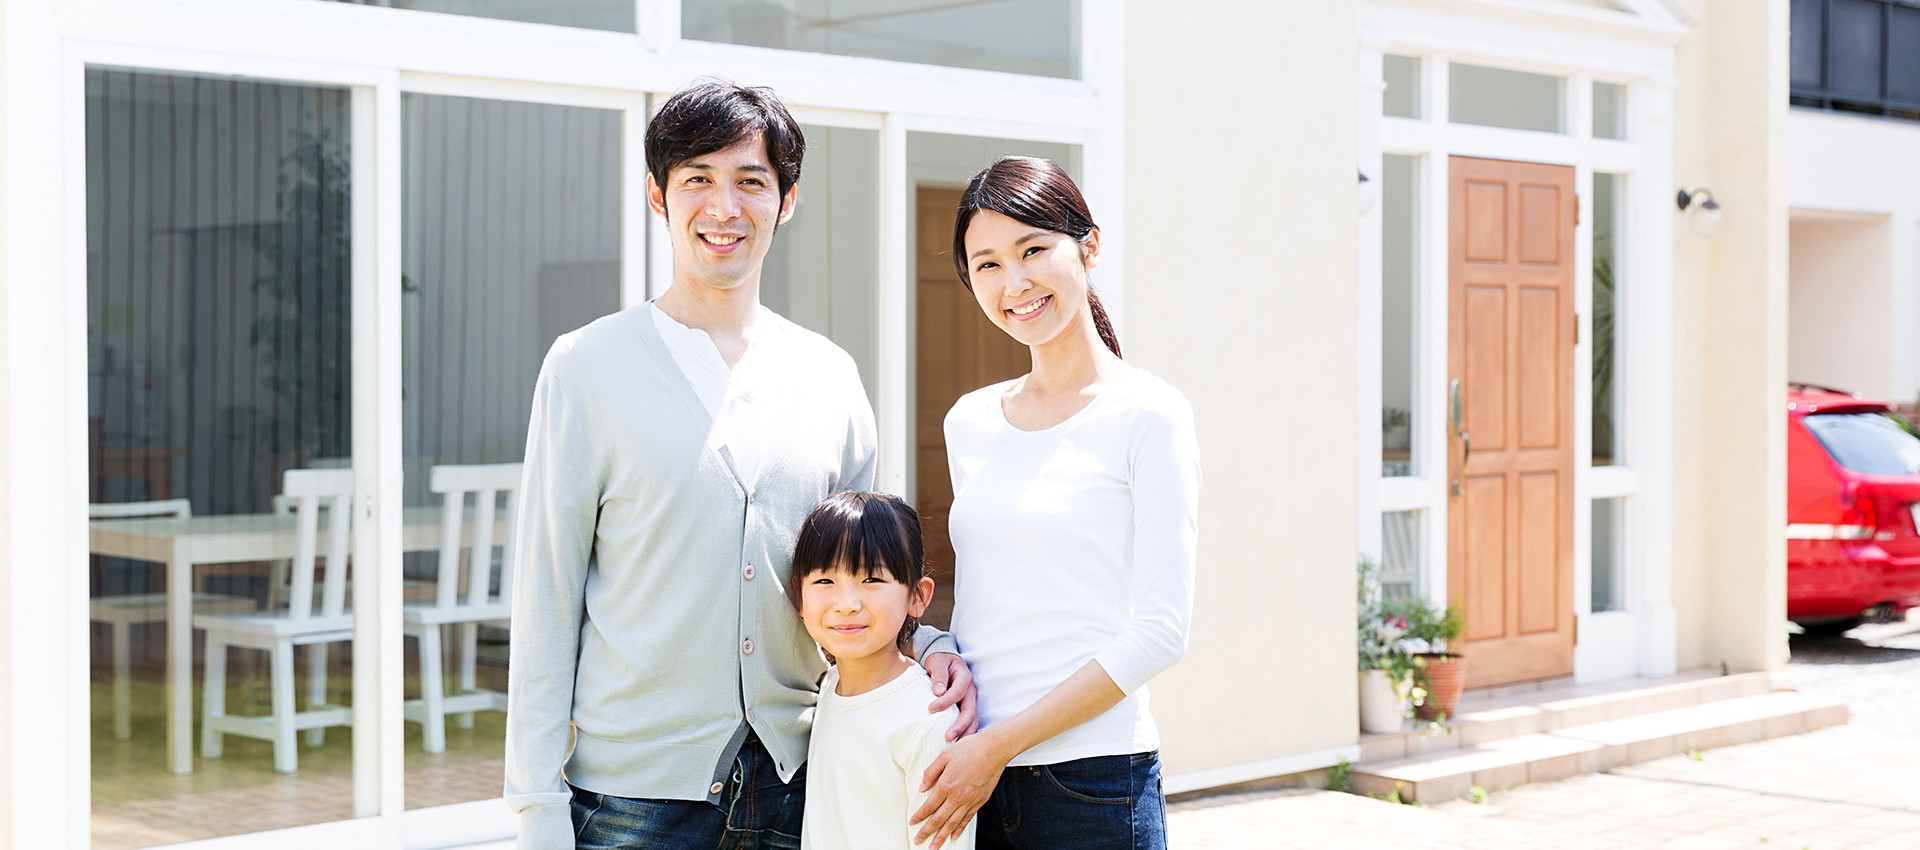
[
  {"left": 403, "top": 462, "right": 520, "bottom": 754},
  {"left": 89, "top": 499, "right": 257, "bottom": 741},
  {"left": 196, "top": 468, "right": 354, "bottom": 773}
]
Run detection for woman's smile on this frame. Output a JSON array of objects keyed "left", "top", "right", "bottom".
[{"left": 1008, "top": 294, "right": 1051, "bottom": 321}]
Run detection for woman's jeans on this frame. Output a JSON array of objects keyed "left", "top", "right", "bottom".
[
  {"left": 976, "top": 751, "right": 1167, "bottom": 850},
  {"left": 569, "top": 737, "right": 804, "bottom": 850}
]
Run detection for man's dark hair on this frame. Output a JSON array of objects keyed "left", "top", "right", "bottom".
[
  {"left": 644, "top": 78, "right": 805, "bottom": 216},
  {"left": 789, "top": 491, "right": 927, "bottom": 655}
]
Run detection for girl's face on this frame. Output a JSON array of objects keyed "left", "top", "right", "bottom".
[
  {"left": 798, "top": 562, "right": 933, "bottom": 664},
  {"left": 963, "top": 209, "right": 1101, "bottom": 350}
]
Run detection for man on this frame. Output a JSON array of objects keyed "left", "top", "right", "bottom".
[{"left": 504, "top": 79, "right": 975, "bottom": 850}]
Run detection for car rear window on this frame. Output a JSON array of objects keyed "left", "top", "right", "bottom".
[{"left": 1802, "top": 412, "right": 1920, "bottom": 475}]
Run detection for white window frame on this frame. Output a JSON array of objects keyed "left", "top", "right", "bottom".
[
  {"left": 15, "top": 0, "right": 1120, "bottom": 846},
  {"left": 1358, "top": 0, "right": 1680, "bottom": 686}
]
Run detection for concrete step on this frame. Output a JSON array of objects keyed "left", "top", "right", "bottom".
[
  {"left": 1358, "top": 670, "right": 1775, "bottom": 763},
  {"left": 1350, "top": 690, "right": 1848, "bottom": 804}
]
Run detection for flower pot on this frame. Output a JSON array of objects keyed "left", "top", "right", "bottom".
[
  {"left": 1357, "top": 669, "right": 1405, "bottom": 733},
  {"left": 1413, "top": 653, "right": 1467, "bottom": 721}
]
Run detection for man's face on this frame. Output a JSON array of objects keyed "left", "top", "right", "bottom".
[{"left": 646, "top": 134, "right": 796, "bottom": 295}]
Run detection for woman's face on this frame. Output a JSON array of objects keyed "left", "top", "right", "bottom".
[{"left": 963, "top": 209, "right": 1101, "bottom": 350}]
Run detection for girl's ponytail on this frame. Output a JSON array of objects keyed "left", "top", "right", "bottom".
[{"left": 1086, "top": 287, "right": 1122, "bottom": 359}]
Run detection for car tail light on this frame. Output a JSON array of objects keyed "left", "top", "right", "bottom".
[{"left": 1838, "top": 497, "right": 1876, "bottom": 540}]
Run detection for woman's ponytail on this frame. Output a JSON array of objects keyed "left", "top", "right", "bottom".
[{"left": 1086, "top": 287, "right": 1122, "bottom": 359}]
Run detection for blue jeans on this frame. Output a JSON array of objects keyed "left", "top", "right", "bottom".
[
  {"left": 976, "top": 751, "right": 1166, "bottom": 850},
  {"left": 569, "top": 738, "right": 804, "bottom": 850}
]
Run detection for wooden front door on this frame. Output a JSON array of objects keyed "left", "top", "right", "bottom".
[
  {"left": 1447, "top": 156, "right": 1577, "bottom": 689},
  {"left": 914, "top": 185, "right": 1029, "bottom": 627}
]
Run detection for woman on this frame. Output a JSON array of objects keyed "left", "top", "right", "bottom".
[{"left": 911, "top": 157, "right": 1201, "bottom": 850}]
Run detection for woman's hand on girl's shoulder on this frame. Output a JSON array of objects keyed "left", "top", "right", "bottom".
[{"left": 911, "top": 731, "right": 1007, "bottom": 849}]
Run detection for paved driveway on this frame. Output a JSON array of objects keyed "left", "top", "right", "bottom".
[{"left": 1169, "top": 613, "right": 1920, "bottom": 849}]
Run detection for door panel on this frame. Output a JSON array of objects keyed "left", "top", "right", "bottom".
[{"left": 1448, "top": 156, "right": 1577, "bottom": 688}]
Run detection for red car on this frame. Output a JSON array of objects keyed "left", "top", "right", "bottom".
[{"left": 1787, "top": 385, "right": 1920, "bottom": 634}]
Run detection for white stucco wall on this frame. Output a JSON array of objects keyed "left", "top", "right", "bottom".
[
  {"left": 1124, "top": 0, "right": 1360, "bottom": 782},
  {"left": 1669, "top": 0, "right": 1791, "bottom": 675},
  {"left": 1787, "top": 108, "right": 1920, "bottom": 405},
  {"left": 1787, "top": 216, "right": 1897, "bottom": 400}
]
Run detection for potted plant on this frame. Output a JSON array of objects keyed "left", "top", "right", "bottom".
[
  {"left": 1356, "top": 558, "right": 1415, "bottom": 733},
  {"left": 1390, "top": 596, "right": 1467, "bottom": 721}
]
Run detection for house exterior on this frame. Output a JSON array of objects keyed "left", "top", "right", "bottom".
[
  {"left": 0, "top": 0, "right": 1791, "bottom": 847},
  {"left": 1784, "top": 0, "right": 1920, "bottom": 409}
]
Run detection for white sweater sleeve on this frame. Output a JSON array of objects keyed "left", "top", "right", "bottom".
[
  {"left": 503, "top": 351, "right": 603, "bottom": 849},
  {"left": 1091, "top": 391, "right": 1202, "bottom": 696}
]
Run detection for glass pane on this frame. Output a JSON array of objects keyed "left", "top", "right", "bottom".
[
  {"left": 905, "top": 132, "right": 1077, "bottom": 627},
  {"left": 1791, "top": 0, "right": 1826, "bottom": 89},
  {"left": 1382, "top": 154, "right": 1419, "bottom": 477},
  {"left": 87, "top": 69, "right": 356, "bottom": 844},
  {"left": 683, "top": 0, "right": 1080, "bottom": 79},
  {"left": 1802, "top": 412, "right": 1920, "bottom": 474},
  {"left": 1830, "top": 0, "right": 1884, "bottom": 99},
  {"left": 1591, "top": 498, "right": 1624, "bottom": 612},
  {"left": 764, "top": 126, "right": 880, "bottom": 409},
  {"left": 400, "top": 93, "right": 621, "bottom": 809},
  {"left": 1381, "top": 511, "right": 1422, "bottom": 601},
  {"left": 1593, "top": 173, "right": 1621, "bottom": 466},
  {"left": 1890, "top": 6, "right": 1920, "bottom": 104},
  {"left": 1384, "top": 54, "right": 1422, "bottom": 119},
  {"left": 316, "top": 0, "right": 636, "bottom": 32},
  {"left": 1449, "top": 62, "right": 1564, "bottom": 133},
  {"left": 1592, "top": 82, "right": 1626, "bottom": 140}
]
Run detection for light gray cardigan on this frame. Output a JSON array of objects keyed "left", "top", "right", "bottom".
[{"left": 504, "top": 305, "right": 926, "bottom": 848}]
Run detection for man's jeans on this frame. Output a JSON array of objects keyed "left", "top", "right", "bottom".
[
  {"left": 569, "top": 738, "right": 804, "bottom": 850},
  {"left": 976, "top": 751, "right": 1166, "bottom": 850}
]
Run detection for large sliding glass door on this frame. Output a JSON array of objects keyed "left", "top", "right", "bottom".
[
  {"left": 398, "top": 92, "right": 623, "bottom": 810},
  {"left": 42, "top": 3, "right": 1111, "bottom": 847},
  {"left": 86, "top": 69, "right": 363, "bottom": 847}
]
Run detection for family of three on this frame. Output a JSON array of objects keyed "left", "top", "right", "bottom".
[{"left": 503, "top": 79, "right": 1201, "bottom": 850}]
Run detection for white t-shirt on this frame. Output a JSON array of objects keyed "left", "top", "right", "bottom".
[
  {"left": 945, "top": 371, "right": 1200, "bottom": 767},
  {"left": 801, "top": 665, "right": 976, "bottom": 850},
  {"left": 649, "top": 302, "right": 775, "bottom": 485}
]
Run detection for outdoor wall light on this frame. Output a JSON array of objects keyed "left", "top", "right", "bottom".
[
  {"left": 1676, "top": 187, "right": 1723, "bottom": 238},
  {"left": 1358, "top": 169, "right": 1378, "bottom": 217}
]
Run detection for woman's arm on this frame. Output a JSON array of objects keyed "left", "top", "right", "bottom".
[{"left": 909, "top": 660, "right": 1124, "bottom": 849}]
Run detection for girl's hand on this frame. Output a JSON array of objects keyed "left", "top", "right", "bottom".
[{"left": 911, "top": 731, "right": 1007, "bottom": 848}]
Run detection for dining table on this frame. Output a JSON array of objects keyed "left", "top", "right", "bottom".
[{"left": 89, "top": 505, "right": 500, "bottom": 775}]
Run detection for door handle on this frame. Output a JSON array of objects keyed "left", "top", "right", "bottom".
[{"left": 1450, "top": 379, "right": 1468, "bottom": 496}]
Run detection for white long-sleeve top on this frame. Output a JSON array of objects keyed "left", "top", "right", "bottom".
[
  {"left": 800, "top": 665, "right": 976, "bottom": 850},
  {"left": 945, "top": 370, "right": 1201, "bottom": 767}
]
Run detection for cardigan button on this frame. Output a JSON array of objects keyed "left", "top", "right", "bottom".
[
  {"left": 742, "top": 639, "right": 755, "bottom": 655},
  {"left": 744, "top": 564, "right": 756, "bottom": 580},
  {"left": 709, "top": 781, "right": 725, "bottom": 795}
]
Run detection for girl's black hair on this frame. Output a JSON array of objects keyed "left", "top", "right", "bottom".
[
  {"left": 789, "top": 491, "right": 927, "bottom": 655},
  {"left": 952, "top": 155, "right": 1122, "bottom": 359}
]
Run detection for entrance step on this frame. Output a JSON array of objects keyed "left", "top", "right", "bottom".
[
  {"left": 1358, "top": 670, "right": 1773, "bottom": 763},
  {"left": 1351, "top": 681, "right": 1847, "bottom": 804}
]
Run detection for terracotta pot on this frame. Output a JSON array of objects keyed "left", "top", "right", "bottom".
[
  {"left": 1357, "top": 669, "right": 1405, "bottom": 734},
  {"left": 1413, "top": 653, "right": 1467, "bottom": 721}
]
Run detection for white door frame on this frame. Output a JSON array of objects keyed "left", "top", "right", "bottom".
[{"left": 1357, "top": 0, "right": 1681, "bottom": 686}]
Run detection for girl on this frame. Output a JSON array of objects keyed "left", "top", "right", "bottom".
[
  {"left": 791, "top": 491, "right": 976, "bottom": 850},
  {"left": 912, "top": 157, "right": 1201, "bottom": 850}
]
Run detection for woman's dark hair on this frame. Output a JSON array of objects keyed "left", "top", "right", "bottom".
[
  {"left": 789, "top": 491, "right": 927, "bottom": 655},
  {"left": 952, "top": 156, "right": 1121, "bottom": 359},
  {"left": 644, "top": 78, "right": 805, "bottom": 216}
]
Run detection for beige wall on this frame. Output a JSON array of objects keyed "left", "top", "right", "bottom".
[
  {"left": 1787, "top": 217, "right": 1895, "bottom": 399},
  {"left": 1124, "top": 0, "right": 1359, "bottom": 774},
  {"left": 1669, "top": 0, "right": 1791, "bottom": 675}
]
